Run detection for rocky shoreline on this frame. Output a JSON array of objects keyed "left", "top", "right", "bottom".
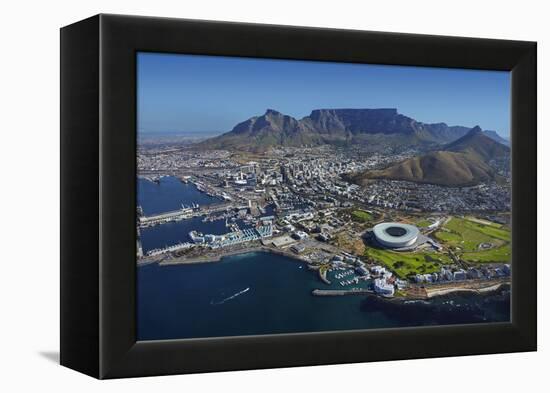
[{"left": 424, "top": 281, "right": 508, "bottom": 299}]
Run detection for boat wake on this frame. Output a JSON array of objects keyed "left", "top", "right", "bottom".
[{"left": 210, "top": 287, "right": 250, "bottom": 305}]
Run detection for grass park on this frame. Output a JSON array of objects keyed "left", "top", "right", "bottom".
[
  {"left": 364, "top": 247, "right": 453, "bottom": 279},
  {"left": 435, "top": 217, "right": 511, "bottom": 264},
  {"left": 364, "top": 216, "right": 511, "bottom": 277},
  {"left": 415, "top": 219, "right": 432, "bottom": 228},
  {"left": 351, "top": 209, "right": 373, "bottom": 222}
]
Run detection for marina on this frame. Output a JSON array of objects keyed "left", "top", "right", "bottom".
[
  {"left": 137, "top": 251, "right": 511, "bottom": 341},
  {"left": 136, "top": 174, "right": 511, "bottom": 340}
]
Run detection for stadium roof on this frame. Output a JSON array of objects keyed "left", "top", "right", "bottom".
[{"left": 373, "top": 223, "right": 420, "bottom": 248}]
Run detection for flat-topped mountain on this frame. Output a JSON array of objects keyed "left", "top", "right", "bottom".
[
  {"left": 350, "top": 126, "right": 510, "bottom": 187},
  {"left": 305, "top": 108, "right": 415, "bottom": 135},
  {"left": 197, "top": 108, "right": 502, "bottom": 152}
]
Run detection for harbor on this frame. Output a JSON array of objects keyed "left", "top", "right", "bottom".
[
  {"left": 137, "top": 250, "right": 511, "bottom": 341},
  {"left": 136, "top": 173, "right": 511, "bottom": 341}
]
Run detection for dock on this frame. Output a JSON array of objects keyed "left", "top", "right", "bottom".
[
  {"left": 312, "top": 288, "right": 374, "bottom": 296},
  {"left": 138, "top": 202, "right": 233, "bottom": 227}
]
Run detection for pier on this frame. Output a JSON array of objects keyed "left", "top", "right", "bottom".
[
  {"left": 312, "top": 289, "right": 374, "bottom": 296},
  {"left": 138, "top": 202, "right": 233, "bottom": 228},
  {"left": 146, "top": 242, "right": 195, "bottom": 257}
]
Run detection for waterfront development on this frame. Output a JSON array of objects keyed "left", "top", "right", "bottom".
[{"left": 137, "top": 165, "right": 511, "bottom": 340}]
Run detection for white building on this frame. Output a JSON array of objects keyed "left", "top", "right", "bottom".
[
  {"left": 371, "top": 265, "right": 387, "bottom": 276},
  {"left": 374, "top": 278, "right": 395, "bottom": 297}
]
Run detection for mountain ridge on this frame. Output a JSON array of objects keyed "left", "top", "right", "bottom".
[
  {"left": 197, "top": 108, "right": 506, "bottom": 152},
  {"left": 474, "top": 129, "right": 509, "bottom": 147}
]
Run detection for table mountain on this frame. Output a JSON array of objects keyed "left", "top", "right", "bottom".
[{"left": 197, "top": 108, "right": 497, "bottom": 152}]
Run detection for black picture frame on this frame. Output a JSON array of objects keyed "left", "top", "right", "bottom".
[{"left": 60, "top": 14, "right": 537, "bottom": 379}]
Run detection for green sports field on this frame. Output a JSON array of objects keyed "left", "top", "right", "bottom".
[
  {"left": 416, "top": 219, "right": 432, "bottom": 228},
  {"left": 461, "top": 244, "right": 511, "bottom": 264},
  {"left": 435, "top": 217, "right": 511, "bottom": 264},
  {"left": 364, "top": 247, "right": 453, "bottom": 278},
  {"left": 364, "top": 216, "right": 510, "bottom": 278},
  {"left": 351, "top": 210, "right": 373, "bottom": 222}
]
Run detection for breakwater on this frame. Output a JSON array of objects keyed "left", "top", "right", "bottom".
[{"left": 312, "top": 289, "right": 374, "bottom": 296}]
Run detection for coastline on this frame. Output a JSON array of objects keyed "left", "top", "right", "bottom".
[
  {"left": 424, "top": 281, "right": 508, "bottom": 298},
  {"left": 156, "top": 244, "right": 310, "bottom": 266},
  {"left": 140, "top": 248, "right": 509, "bottom": 300},
  {"left": 311, "top": 280, "right": 508, "bottom": 300}
]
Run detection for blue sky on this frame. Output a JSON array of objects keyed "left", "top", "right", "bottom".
[{"left": 137, "top": 52, "right": 510, "bottom": 137}]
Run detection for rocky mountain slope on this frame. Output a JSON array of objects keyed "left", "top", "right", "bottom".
[
  {"left": 350, "top": 127, "right": 510, "bottom": 187},
  {"left": 198, "top": 108, "right": 492, "bottom": 152}
]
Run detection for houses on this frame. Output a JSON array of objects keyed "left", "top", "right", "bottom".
[
  {"left": 494, "top": 267, "right": 506, "bottom": 277},
  {"left": 467, "top": 268, "right": 482, "bottom": 279},
  {"left": 414, "top": 273, "right": 435, "bottom": 283},
  {"left": 453, "top": 269, "right": 467, "bottom": 281},
  {"left": 440, "top": 267, "right": 454, "bottom": 281}
]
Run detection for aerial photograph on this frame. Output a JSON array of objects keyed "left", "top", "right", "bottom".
[{"left": 136, "top": 53, "right": 512, "bottom": 341}]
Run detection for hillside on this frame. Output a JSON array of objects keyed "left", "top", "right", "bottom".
[
  {"left": 199, "top": 109, "right": 326, "bottom": 151},
  {"left": 352, "top": 126, "right": 510, "bottom": 187},
  {"left": 445, "top": 126, "right": 510, "bottom": 161},
  {"left": 483, "top": 130, "right": 510, "bottom": 147}
]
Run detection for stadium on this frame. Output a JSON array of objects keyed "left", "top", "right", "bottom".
[{"left": 372, "top": 222, "right": 420, "bottom": 249}]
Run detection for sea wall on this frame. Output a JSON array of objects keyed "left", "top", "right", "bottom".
[{"left": 157, "top": 245, "right": 308, "bottom": 266}]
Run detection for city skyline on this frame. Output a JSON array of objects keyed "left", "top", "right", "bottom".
[{"left": 137, "top": 52, "right": 511, "bottom": 137}]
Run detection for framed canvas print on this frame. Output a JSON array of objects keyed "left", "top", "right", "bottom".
[{"left": 60, "top": 14, "right": 536, "bottom": 379}]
